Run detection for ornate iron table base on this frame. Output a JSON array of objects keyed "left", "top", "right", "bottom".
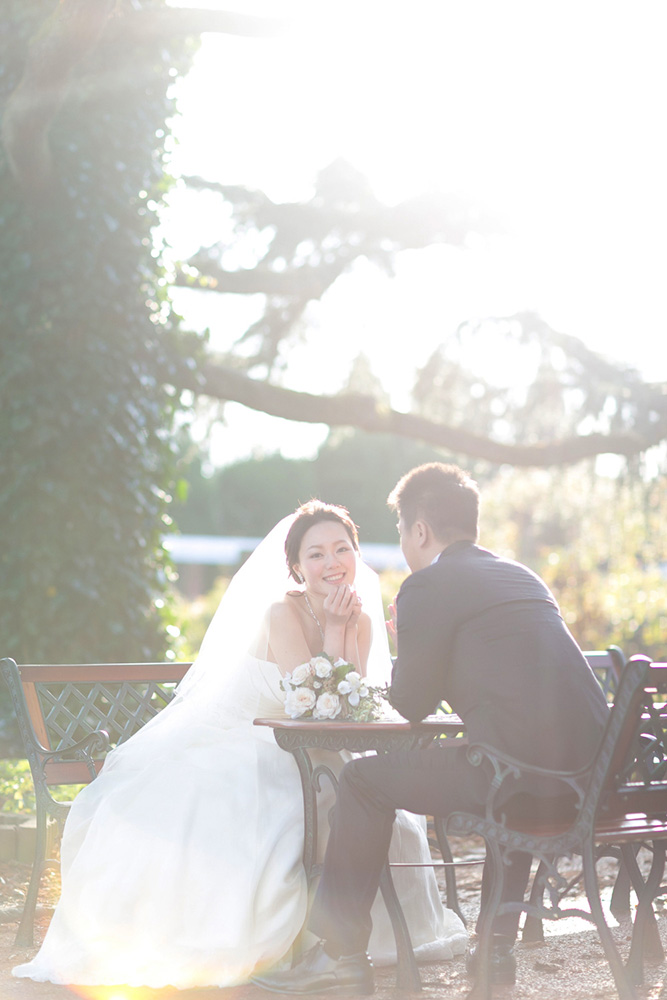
[{"left": 254, "top": 715, "right": 465, "bottom": 990}]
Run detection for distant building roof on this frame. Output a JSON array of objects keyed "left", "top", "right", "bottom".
[{"left": 163, "top": 534, "right": 407, "bottom": 572}]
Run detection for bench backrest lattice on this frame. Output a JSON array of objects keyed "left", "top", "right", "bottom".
[
  {"left": 2, "top": 661, "right": 193, "bottom": 787},
  {"left": 601, "top": 661, "right": 667, "bottom": 818},
  {"left": 583, "top": 645, "right": 626, "bottom": 703},
  {"left": 37, "top": 677, "right": 181, "bottom": 757}
]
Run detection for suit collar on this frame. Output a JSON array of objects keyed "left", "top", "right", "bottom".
[{"left": 437, "top": 539, "right": 476, "bottom": 561}]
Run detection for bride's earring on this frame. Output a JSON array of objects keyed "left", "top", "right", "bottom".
[{"left": 294, "top": 570, "right": 304, "bottom": 584}]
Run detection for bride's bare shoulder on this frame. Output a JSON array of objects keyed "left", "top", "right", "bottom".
[
  {"left": 268, "top": 593, "right": 303, "bottom": 622},
  {"left": 265, "top": 594, "right": 309, "bottom": 665}
]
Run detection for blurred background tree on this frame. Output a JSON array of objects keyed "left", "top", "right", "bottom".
[
  {"left": 481, "top": 468, "right": 667, "bottom": 660},
  {"left": 174, "top": 165, "right": 667, "bottom": 468}
]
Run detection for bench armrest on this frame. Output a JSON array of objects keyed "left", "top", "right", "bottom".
[
  {"left": 465, "top": 741, "right": 589, "bottom": 819},
  {"left": 39, "top": 729, "right": 110, "bottom": 781}
]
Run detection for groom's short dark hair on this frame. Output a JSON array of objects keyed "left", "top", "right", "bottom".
[{"left": 387, "top": 463, "right": 480, "bottom": 542}]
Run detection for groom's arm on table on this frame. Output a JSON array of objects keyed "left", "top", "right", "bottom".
[{"left": 389, "top": 568, "right": 456, "bottom": 724}]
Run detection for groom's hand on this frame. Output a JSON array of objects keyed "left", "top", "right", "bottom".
[{"left": 386, "top": 600, "right": 398, "bottom": 648}]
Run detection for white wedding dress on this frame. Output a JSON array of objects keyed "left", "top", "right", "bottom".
[{"left": 13, "top": 517, "right": 467, "bottom": 989}]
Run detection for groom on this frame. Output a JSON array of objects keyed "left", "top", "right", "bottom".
[{"left": 253, "top": 462, "right": 610, "bottom": 994}]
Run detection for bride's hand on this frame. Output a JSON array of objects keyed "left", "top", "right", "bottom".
[
  {"left": 345, "top": 591, "right": 363, "bottom": 630},
  {"left": 323, "top": 584, "right": 358, "bottom": 627}
]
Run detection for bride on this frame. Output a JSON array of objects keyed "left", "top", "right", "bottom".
[{"left": 13, "top": 501, "right": 466, "bottom": 989}]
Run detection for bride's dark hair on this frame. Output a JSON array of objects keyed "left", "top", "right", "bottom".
[{"left": 285, "top": 501, "right": 360, "bottom": 582}]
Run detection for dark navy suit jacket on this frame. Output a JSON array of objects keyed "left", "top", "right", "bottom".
[{"left": 389, "top": 541, "right": 610, "bottom": 797}]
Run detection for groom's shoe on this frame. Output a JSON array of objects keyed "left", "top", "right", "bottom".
[
  {"left": 251, "top": 941, "right": 374, "bottom": 995},
  {"left": 465, "top": 934, "right": 517, "bottom": 985}
]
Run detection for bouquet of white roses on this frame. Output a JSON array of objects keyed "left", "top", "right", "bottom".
[{"left": 281, "top": 653, "right": 388, "bottom": 722}]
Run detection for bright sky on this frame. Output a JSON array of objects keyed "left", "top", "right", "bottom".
[{"left": 164, "top": 0, "right": 667, "bottom": 464}]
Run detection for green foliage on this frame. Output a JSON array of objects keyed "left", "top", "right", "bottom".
[
  {"left": 412, "top": 312, "right": 662, "bottom": 452},
  {"left": 0, "top": 1, "right": 198, "bottom": 674},
  {"left": 170, "top": 573, "right": 231, "bottom": 662},
  {"left": 481, "top": 468, "right": 667, "bottom": 661},
  {"left": 0, "top": 759, "right": 35, "bottom": 814},
  {"left": 177, "top": 454, "right": 318, "bottom": 538},
  {"left": 314, "top": 430, "right": 454, "bottom": 542},
  {"left": 0, "top": 758, "right": 85, "bottom": 815},
  {"left": 174, "top": 431, "right": 448, "bottom": 543}
]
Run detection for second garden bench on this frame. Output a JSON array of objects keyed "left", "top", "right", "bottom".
[{"left": 0, "top": 657, "right": 192, "bottom": 946}]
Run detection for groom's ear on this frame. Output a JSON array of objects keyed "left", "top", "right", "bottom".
[{"left": 413, "top": 519, "right": 429, "bottom": 548}]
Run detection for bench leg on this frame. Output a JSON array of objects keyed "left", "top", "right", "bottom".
[
  {"left": 610, "top": 852, "right": 633, "bottom": 919},
  {"left": 582, "top": 839, "right": 638, "bottom": 1000},
  {"left": 522, "top": 859, "right": 546, "bottom": 942},
  {"left": 623, "top": 840, "right": 666, "bottom": 983},
  {"left": 463, "top": 838, "right": 505, "bottom": 1000},
  {"left": 522, "top": 857, "right": 585, "bottom": 943},
  {"left": 15, "top": 804, "right": 49, "bottom": 948}
]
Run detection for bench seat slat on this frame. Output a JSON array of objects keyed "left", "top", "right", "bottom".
[
  {"left": 505, "top": 813, "right": 667, "bottom": 842},
  {"left": 43, "top": 760, "right": 105, "bottom": 785}
]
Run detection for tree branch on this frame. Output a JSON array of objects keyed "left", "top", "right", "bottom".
[
  {"left": 182, "top": 175, "right": 495, "bottom": 249},
  {"left": 185, "top": 363, "right": 667, "bottom": 467},
  {"left": 107, "top": 7, "right": 291, "bottom": 42},
  {"left": 175, "top": 261, "right": 346, "bottom": 297}
]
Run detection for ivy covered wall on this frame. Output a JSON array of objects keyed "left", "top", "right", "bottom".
[{"left": 0, "top": 1, "right": 197, "bottom": 678}]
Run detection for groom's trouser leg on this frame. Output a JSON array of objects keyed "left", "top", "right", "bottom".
[
  {"left": 478, "top": 851, "right": 533, "bottom": 940},
  {"left": 309, "top": 744, "right": 498, "bottom": 957}
]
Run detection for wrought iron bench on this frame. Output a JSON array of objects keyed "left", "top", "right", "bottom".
[
  {"left": 0, "top": 657, "right": 192, "bottom": 946},
  {"left": 520, "top": 644, "right": 627, "bottom": 942},
  {"left": 448, "top": 654, "right": 667, "bottom": 1000},
  {"left": 584, "top": 644, "right": 626, "bottom": 702},
  {"left": 432, "top": 645, "right": 626, "bottom": 939}
]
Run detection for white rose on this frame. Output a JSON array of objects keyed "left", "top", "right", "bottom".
[
  {"left": 314, "top": 692, "right": 341, "bottom": 720},
  {"left": 312, "top": 656, "right": 333, "bottom": 678},
  {"left": 284, "top": 687, "right": 316, "bottom": 718},
  {"left": 337, "top": 680, "right": 352, "bottom": 695},
  {"left": 344, "top": 673, "right": 368, "bottom": 708},
  {"left": 291, "top": 661, "right": 314, "bottom": 685}
]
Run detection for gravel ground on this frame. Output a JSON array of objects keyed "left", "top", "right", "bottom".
[{"left": 1, "top": 838, "right": 666, "bottom": 1000}]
